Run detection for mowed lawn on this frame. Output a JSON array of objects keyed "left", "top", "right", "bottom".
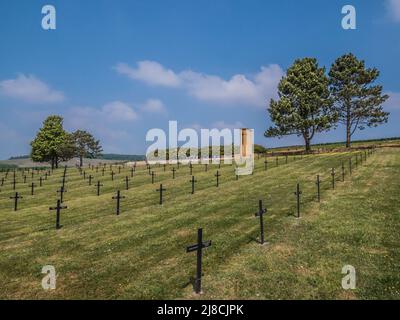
[{"left": 0, "top": 148, "right": 399, "bottom": 299}]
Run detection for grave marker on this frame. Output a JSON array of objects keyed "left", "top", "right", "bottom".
[
  {"left": 57, "top": 186, "right": 66, "bottom": 203},
  {"left": 95, "top": 181, "right": 103, "bottom": 196},
  {"left": 49, "top": 200, "right": 67, "bottom": 229},
  {"left": 156, "top": 184, "right": 166, "bottom": 205},
  {"left": 125, "top": 176, "right": 130, "bottom": 190},
  {"left": 186, "top": 228, "right": 212, "bottom": 294},
  {"left": 39, "top": 176, "right": 43, "bottom": 187},
  {"left": 294, "top": 183, "right": 302, "bottom": 218},
  {"left": 341, "top": 162, "right": 345, "bottom": 182},
  {"left": 331, "top": 168, "right": 336, "bottom": 189},
  {"left": 190, "top": 176, "right": 197, "bottom": 194},
  {"left": 88, "top": 175, "right": 93, "bottom": 186},
  {"left": 151, "top": 171, "right": 155, "bottom": 184},
  {"left": 349, "top": 158, "right": 352, "bottom": 175},
  {"left": 30, "top": 182, "right": 36, "bottom": 195},
  {"left": 111, "top": 171, "right": 115, "bottom": 181},
  {"left": 215, "top": 171, "right": 221, "bottom": 187},
  {"left": 10, "top": 192, "right": 22, "bottom": 211},
  {"left": 112, "top": 190, "right": 125, "bottom": 215},
  {"left": 255, "top": 200, "right": 267, "bottom": 244},
  {"left": 172, "top": 167, "right": 176, "bottom": 179},
  {"left": 264, "top": 160, "right": 268, "bottom": 171}
]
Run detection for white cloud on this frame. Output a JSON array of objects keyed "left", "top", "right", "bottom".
[
  {"left": 103, "top": 101, "right": 138, "bottom": 121},
  {"left": 0, "top": 74, "right": 64, "bottom": 103},
  {"left": 114, "top": 60, "right": 284, "bottom": 108},
  {"left": 386, "top": 0, "right": 400, "bottom": 22},
  {"left": 384, "top": 91, "right": 400, "bottom": 110},
  {"left": 114, "top": 61, "right": 181, "bottom": 87},
  {"left": 140, "top": 98, "right": 167, "bottom": 114}
]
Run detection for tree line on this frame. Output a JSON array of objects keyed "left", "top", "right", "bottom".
[
  {"left": 30, "top": 115, "right": 102, "bottom": 168},
  {"left": 266, "top": 53, "right": 390, "bottom": 151}
]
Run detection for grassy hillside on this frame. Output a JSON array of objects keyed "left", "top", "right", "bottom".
[{"left": 0, "top": 148, "right": 399, "bottom": 299}]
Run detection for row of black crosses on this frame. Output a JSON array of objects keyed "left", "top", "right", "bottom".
[
  {"left": 2, "top": 149, "right": 375, "bottom": 294},
  {"left": 185, "top": 145, "right": 369, "bottom": 294}
]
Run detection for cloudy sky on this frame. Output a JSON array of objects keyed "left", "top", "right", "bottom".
[{"left": 0, "top": 0, "right": 399, "bottom": 159}]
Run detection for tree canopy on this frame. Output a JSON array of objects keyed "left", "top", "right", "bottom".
[
  {"left": 30, "top": 115, "right": 75, "bottom": 169},
  {"left": 72, "top": 130, "right": 103, "bottom": 167},
  {"left": 329, "top": 53, "right": 389, "bottom": 147},
  {"left": 265, "top": 57, "right": 337, "bottom": 152}
]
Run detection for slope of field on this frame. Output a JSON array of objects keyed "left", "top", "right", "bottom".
[{"left": 0, "top": 148, "right": 399, "bottom": 299}]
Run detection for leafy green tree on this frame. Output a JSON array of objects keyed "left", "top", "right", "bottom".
[
  {"left": 30, "top": 115, "right": 75, "bottom": 168},
  {"left": 265, "top": 58, "right": 336, "bottom": 152},
  {"left": 254, "top": 144, "right": 267, "bottom": 154},
  {"left": 329, "top": 53, "right": 390, "bottom": 148},
  {"left": 72, "top": 130, "right": 103, "bottom": 167}
]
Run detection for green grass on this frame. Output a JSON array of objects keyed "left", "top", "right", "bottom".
[{"left": 0, "top": 148, "right": 399, "bottom": 299}]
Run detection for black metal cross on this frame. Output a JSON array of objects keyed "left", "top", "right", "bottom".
[
  {"left": 49, "top": 200, "right": 67, "bottom": 229},
  {"left": 12, "top": 177, "right": 16, "bottom": 190},
  {"left": 156, "top": 184, "right": 166, "bottom": 205},
  {"left": 83, "top": 171, "right": 86, "bottom": 180},
  {"left": 172, "top": 167, "right": 176, "bottom": 179},
  {"left": 39, "top": 176, "right": 43, "bottom": 187},
  {"left": 96, "top": 181, "right": 103, "bottom": 196},
  {"left": 118, "top": 166, "right": 121, "bottom": 174},
  {"left": 10, "top": 192, "right": 23, "bottom": 211},
  {"left": 331, "top": 168, "right": 335, "bottom": 189},
  {"left": 148, "top": 165, "right": 151, "bottom": 175},
  {"left": 57, "top": 186, "right": 67, "bottom": 203},
  {"left": 294, "top": 183, "right": 302, "bottom": 218},
  {"left": 111, "top": 171, "right": 115, "bottom": 181},
  {"left": 151, "top": 171, "right": 156, "bottom": 184},
  {"left": 215, "top": 171, "right": 221, "bottom": 187},
  {"left": 112, "top": 190, "right": 125, "bottom": 215},
  {"left": 316, "top": 175, "right": 321, "bottom": 202},
  {"left": 255, "top": 200, "right": 267, "bottom": 244},
  {"left": 186, "top": 228, "right": 212, "bottom": 294},
  {"left": 190, "top": 176, "right": 197, "bottom": 194},
  {"left": 30, "top": 182, "right": 36, "bottom": 195},
  {"left": 264, "top": 160, "right": 268, "bottom": 171},
  {"left": 189, "top": 163, "right": 193, "bottom": 175},
  {"left": 88, "top": 175, "right": 93, "bottom": 186},
  {"left": 276, "top": 157, "right": 279, "bottom": 167},
  {"left": 163, "top": 163, "right": 166, "bottom": 172},
  {"left": 102, "top": 167, "right": 105, "bottom": 176},
  {"left": 130, "top": 167, "right": 134, "bottom": 178},
  {"left": 341, "top": 162, "right": 345, "bottom": 182},
  {"left": 1, "top": 177, "right": 4, "bottom": 186},
  {"left": 125, "top": 176, "right": 130, "bottom": 190},
  {"left": 23, "top": 175, "right": 27, "bottom": 184},
  {"left": 204, "top": 164, "right": 208, "bottom": 172}
]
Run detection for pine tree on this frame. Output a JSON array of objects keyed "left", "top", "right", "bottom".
[
  {"left": 265, "top": 58, "right": 336, "bottom": 152},
  {"left": 329, "top": 53, "right": 389, "bottom": 148}
]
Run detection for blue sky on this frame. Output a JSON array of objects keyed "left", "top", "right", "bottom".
[{"left": 0, "top": 0, "right": 399, "bottom": 159}]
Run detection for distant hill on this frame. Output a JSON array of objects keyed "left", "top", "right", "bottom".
[
  {"left": 8, "top": 154, "right": 145, "bottom": 161},
  {"left": 99, "top": 154, "right": 146, "bottom": 161}
]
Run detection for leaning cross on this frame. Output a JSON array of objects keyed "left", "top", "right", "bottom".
[{"left": 186, "top": 228, "right": 212, "bottom": 294}]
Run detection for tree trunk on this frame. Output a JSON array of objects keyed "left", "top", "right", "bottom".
[
  {"left": 346, "top": 102, "right": 351, "bottom": 148},
  {"left": 55, "top": 155, "right": 59, "bottom": 169},
  {"left": 80, "top": 155, "right": 83, "bottom": 167},
  {"left": 51, "top": 158, "right": 55, "bottom": 170},
  {"left": 305, "top": 138, "right": 311, "bottom": 153}
]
